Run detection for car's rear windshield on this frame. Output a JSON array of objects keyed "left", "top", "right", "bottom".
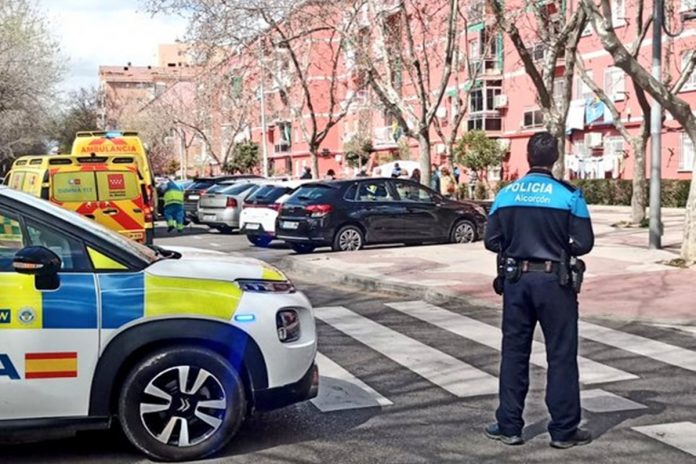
[
  {"left": 246, "top": 185, "right": 292, "bottom": 204},
  {"left": 285, "top": 185, "right": 335, "bottom": 205},
  {"left": 219, "top": 183, "right": 255, "bottom": 195},
  {"left": 52, "top": 171, "right": 140, "bottom": 202},
  {"left": 188, "top": 180, "right": 215, "bottom": 191}
]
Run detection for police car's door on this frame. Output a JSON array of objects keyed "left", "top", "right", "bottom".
[{"left": 0, "top": 208, "right": 99, "bottom": 420}]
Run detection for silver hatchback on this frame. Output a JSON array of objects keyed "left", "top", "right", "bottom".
[{"left": 197, "top": 181, "right": 261, "bottom": 232}]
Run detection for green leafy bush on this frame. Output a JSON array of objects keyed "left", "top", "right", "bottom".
[{"left": 569, "top": 179, "right": 689, "bottom": 207}]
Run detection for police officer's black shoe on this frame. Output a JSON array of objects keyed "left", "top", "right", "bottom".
[
  {"left": 484, "top": 423, "right": 524, "bottom": 445},
  {"left": 550, "top": 428, "right": 592, "bottom": 449}
]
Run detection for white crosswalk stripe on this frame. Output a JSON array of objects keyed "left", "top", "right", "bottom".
[
  {"left": 633, "top": 422, "right": 696, "bottom": 457},
  {"left": 579, "top": 321, "right": 696, "bottom": 372},
  {"left": 386, "top": 301, "right": 638, "bottom": 385},
  {"left": 311, "top": 352, "right": 393, "bottom": 412},
  {"left": 315, "top": 306, "right": 499, "bottom": 398}
]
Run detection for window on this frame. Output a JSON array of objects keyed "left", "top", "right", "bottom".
[
  {"left": 24, "top": 220, "right": 91, "bottom": 272},
  {"left": 0, "top": 211, "right": 23, "bottom": 271},
  {"left": 52, "top": 172, "right": 98, "bottom": 202},
  {"left": 523, "top": 109, "right": 545, "bottom": 128},
  {"left": 392, "top": 181, "right": 434, "bottom": 203},
  {"left": 604, "top": 67, "right": 626, "bottom": 101},
  {"left": 275, "top": 122, "right": 292, "bottom": 152},
  {"left": 344, "top": 183, "right": 359, "bottom": 201},
  {"left": 681, "top": 134, "right": 695, "bottom": 172},
  {"left": 356, "top": 180, "right": 394, "bottom": 201},
  {"left": 681, "top": 51, "right": 696, "bottom": 92},
  {"left": 576, "top": 71, "right": 595, "bottom": 100},
  {"left": 612, "top": 0, "right": 626, "bottom": 26},
  {"left": 526, "top": 44, "right": 546, "bottom": 62}
]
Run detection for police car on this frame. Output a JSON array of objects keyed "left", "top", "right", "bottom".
[{"left": 0, "top": 186, "right": 318, "bottom": 461}]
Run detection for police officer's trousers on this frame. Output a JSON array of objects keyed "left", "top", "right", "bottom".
[{"left": 496, "top": 272, "right": 580, "bottom": 442}]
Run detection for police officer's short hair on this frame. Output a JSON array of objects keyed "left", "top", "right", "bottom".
[{"left": 527, "top": 132, "right": 559, "bottom": 167}]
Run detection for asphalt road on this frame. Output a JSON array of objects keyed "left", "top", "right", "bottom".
[{"left": 3, "top": 225, "right": 696, "bottom": 463}]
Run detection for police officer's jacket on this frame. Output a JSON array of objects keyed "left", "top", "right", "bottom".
[{"left": 484, "top": 168, "right": 594, "bottom": 261}]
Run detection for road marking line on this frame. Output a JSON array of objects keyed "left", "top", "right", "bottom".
[
  {"left": 210, "top": 243, "right": 222, "bottom": 247},
  {"left": 315, "top": 306, "right": 498, "bottom": 398},
  {"left": 386, "top": 301, "right": 637, "bottom": 385},
  {"left": 580, "top": 389, "right": 647, "bottom": 413},
  {"left": 579, "top": 321, "right": 696, "bottom": 372},
  {"left": 633, "top": 422, "right": 696, "bottom": 457},
  {"left": 311, "top": 352, "right": 393, "bottom": 412}
]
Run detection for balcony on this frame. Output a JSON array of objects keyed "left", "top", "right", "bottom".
[{"left": 373, "top": 126, "right": 398, "bottom": 147}]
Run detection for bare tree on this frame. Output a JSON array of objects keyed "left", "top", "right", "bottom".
[
  {"left": 582, "top": 0, "right": 696, "bottom": 260},
  {"left": 487, "top": 0, "right": 587, "bottom": 178},
  {"left": 338, "top": 0, "right": 460, "bottom": 185},
  {"left": 0, "top": 0, "right": 63, "bottom": 163},
  {"left": 574, "top": 0, "right": 654, "bottom": 224}
]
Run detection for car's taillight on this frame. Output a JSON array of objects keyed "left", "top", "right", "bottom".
[
  {"left": 306, "top": 204, "right": 333, "bottom": 217},
  {"left": 268, "top": 203, "right": 281, "bottom": 211},
  {"left": 227, "top": 197, "right": 238, "bottom": 208},
  {"left": 144, "top": 207, "right": 153, "bottom": 223}
]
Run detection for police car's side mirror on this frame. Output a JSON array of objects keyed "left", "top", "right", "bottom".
[{"left": 13, "top": 246, "right": 62, "bottom": 277}]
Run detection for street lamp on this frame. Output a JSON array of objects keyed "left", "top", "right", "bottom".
[{"left": 649, "top": 0, "right": 664, "bottom": 249}]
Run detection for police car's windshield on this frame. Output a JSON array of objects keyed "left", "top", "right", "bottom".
[{"left": 1, "top": 188, "right": 159, "bottom": 263}]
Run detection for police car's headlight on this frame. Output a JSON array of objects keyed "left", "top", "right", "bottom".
[{"left": 236, "top": 279, "right": 296, "bottom": 293}]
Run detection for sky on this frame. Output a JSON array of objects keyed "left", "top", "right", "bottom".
[{"left": 37, "top": 0, "right": 189, "bottom": 92}]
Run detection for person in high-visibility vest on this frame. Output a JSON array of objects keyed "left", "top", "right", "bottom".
[{"left": 163, "top": 180, "right": 185, "bottom": 233}]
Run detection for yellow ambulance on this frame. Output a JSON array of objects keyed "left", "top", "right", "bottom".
[
  {"left": 71, "top": 131, "right": 157, "bottom": 243},
  {"left": 6, "top": 154, "right": 149, "bottom": 243}
]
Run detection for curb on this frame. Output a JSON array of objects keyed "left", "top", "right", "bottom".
[
  {"left": 280, "top": 256, "right": 696, "bottom": 325},
  {"left": 279, "top": 256, "right": 501, "bottom": 311}
]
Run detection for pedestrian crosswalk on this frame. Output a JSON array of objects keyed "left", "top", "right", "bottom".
[{"left": 310, "top": 299, "right": 696, "bottom": 458}]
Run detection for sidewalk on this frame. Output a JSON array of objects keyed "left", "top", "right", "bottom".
[{"left": 282, "top": 206, "right": 696, "bottom": 323}]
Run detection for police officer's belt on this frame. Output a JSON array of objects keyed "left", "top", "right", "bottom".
[{"left": 520, "top": 260, "right": 559, "bottom": 273}]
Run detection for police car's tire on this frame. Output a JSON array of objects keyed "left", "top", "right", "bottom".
[
  {"left": 332, "top": 225, "right": 364, "bottom": 252},
  {"left": 247, "top": 235, "right": 272, "bottom": 247},
  {"left": 450, "top": 219, "right": 477, "bottom": 244},
  {"left": 118, "top": 346, "right": 245, "bottom": 462}
]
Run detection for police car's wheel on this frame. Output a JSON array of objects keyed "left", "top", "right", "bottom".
[
  {"left": 247, "top": 235, "right": 272, "bottom": 247},
  {"left": 118, "top": 346, "right": 245, "bottom": 462},
  {"left": 451, "top": 219, "right": 477, "bottom": 244},
  {"left": 333, "top": 225, "right": 364, "bottom": 252}
]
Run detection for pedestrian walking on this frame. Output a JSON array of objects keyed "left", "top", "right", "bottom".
[
  {"left": 355, "top": 168, "right": 368, "bottom": 178},
  {"left": 453, "top": 165, "right": 461, "bottom": 183},
  {"left": 162, "top": 179, "right": 185, "bottom": 233},
  {"left": 439, "top": 166, "right": 457, "bottom": 199},
  {"left": 325, "top": 169, "right": 336, "bottom": 180},
  {"left": 300, "top": 166, "right": 312, "bottom": 179},
  {"left": 410, "top": 168, "right": 421, "bottom": 184},
  {"left": 483, "top": 132, "right": 594, "bottom": 449},
  {"left": 467, "top": 169, "right": 478, "bottom": 199},
  {"left": 430, "top": 164, "right": 440, "bottom": 192},
  {"left": 391, "top": 162, "right": 402, "bottom": 178}
]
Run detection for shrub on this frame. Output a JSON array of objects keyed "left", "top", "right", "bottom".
[{"left": 570, "top": 179, "right": 689, "bottom": 207}]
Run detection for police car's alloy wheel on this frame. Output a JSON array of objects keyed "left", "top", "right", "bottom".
[
  {"left": 451, "top": 219, "right": 476, "bottom": 244},
  {"left": 118, "top": 346, "right": 245, "bottom": 462},
  {"left": 333, "top": 225, "right": 364, "bottom": 252}
]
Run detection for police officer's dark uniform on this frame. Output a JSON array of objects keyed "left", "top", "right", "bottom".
[{"left": 483, "top": 132, "right": 594, "bottom": 449}]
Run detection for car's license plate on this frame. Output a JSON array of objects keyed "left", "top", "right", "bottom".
[
  {"left": 246, "top": 223, "right": 260, "bottom": 230},
  {"left": 282, "top": 221, "right": 299, "bottom": 230},
  {"left": 204, "top": 215, "right": 216, "bottom": 222},
  {"left": 188, "top": 195, "right": 200, "bottom": 200}
]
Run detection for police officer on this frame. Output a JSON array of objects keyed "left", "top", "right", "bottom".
[{"left": 483, "top": 132, "right": 594, "bottom": 449}]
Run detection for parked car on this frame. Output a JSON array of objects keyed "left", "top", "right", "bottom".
[
  {"left": 184, "top": 175, "right": 262, "bottom": 222},
  {"left": 240, "top": 180, "right": 310, "bottom": 247},
  {"left": 276, "top": 178, "right": 487, "bottom": 254},
  {"left": 197, "top": 180, "right": 263, "bottom": 233}
]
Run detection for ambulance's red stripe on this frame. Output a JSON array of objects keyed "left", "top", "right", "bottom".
[
  {"left": 25, "top": 371, "right": 77, "bottom": 379},
  {"left": 25, "top": 352, "right": 77, "bottom": 360}
]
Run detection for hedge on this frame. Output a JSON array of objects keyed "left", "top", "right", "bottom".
[{"left": 570, "top": 179, "right": 690, "bottom": 208}]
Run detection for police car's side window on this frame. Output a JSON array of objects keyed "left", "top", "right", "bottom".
[
  {"left": 393, "top": 181, "right": 433, "bottom": 203},
  {"left": 24, "top": 220, "right": 91, "bottom": 272},
  {"left": 0, "top": 211, "right": 23, "bottom": 272}
]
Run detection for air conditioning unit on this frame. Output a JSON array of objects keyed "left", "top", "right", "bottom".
[
  {"left": 494, "top": 94, "right": 508, "bottom": 109},
  {"left": 585, "top": 132, "right": 603, "bottom": 148}
]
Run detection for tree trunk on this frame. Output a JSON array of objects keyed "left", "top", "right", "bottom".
[
  {"left": 310, "top": 144, "right": 320, "bottom": 179},
  {"left": 680, "top": 130, "right": 696, "bottom": 263},
  {"left": 630, "top": 138, "right": 647, "bottom": 225},
  {"left": 549, "top": 122, "right": 566, "bottom": 179},
  {"left": 418, "top": 131, "right": 432, "bottom": 186}
]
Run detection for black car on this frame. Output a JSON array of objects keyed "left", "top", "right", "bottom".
[
  {"left": 184, "top": 175, "right": 262, "bottom": 222},
  {"left": 276, "top": 177, "right": 487, "bottom": 254}
]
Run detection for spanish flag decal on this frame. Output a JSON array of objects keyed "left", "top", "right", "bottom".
[{"left": 25, "top": 352, "right": 78, "bottom": 379}]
